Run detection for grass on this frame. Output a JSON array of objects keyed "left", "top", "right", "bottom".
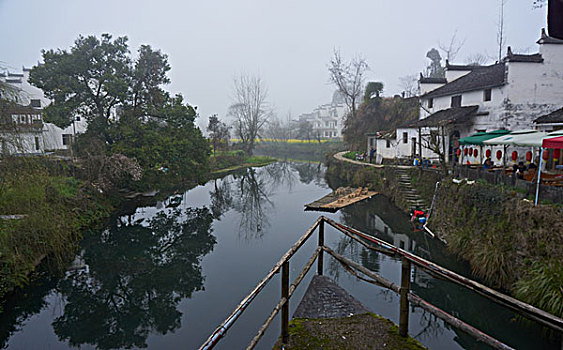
[
  {"left": 0, "top": 158, "right": 112, "bottom": 307},
  {"left": 273, "top": 313, "right": 426, "bottom": 350},
  {"left": 514, "top": 259, "right": 563, "bottom": 317},
  {"left": 343, "top": 151, "right": 361, "bottom": 160}
]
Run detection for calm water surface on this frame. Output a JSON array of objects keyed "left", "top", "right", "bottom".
[{"left": 0, "top": 161, "right": 558, "bottom": 349}]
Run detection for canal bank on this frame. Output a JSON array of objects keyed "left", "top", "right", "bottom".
[
  {"left": 0, "top": 161, "right": 559, "bottom": 349},
  {"left": 0, "top": 154, "right": 275, "bottom": 310},
  {"left": 327, "top": 152, "right": 563, "bottom": 324}
]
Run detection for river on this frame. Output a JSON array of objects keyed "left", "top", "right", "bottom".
[{"left": 0, "top": 161, "right": 558, "bottom": 349}]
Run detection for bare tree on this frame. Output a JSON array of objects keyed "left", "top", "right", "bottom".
[
  {"left": 328, "top": 49, "right": 369, "bottom": 119},
  {"left": 497, "top": 0, "right": 508, "bottom": 62},
  {"left": 465, "top": 52, "right": 491, "bottom": 66},
  {"left": 438, "top": 30, "right": 466, "bottom": 62},
  {"left": 399, "top": 74, "right": 419, "bottom": 98},
  {"left": 420, "top": 127, "right": 449, "bottom": 175},
  {"left": 228, "top": 74, "right": 271, "bottom": 156}
]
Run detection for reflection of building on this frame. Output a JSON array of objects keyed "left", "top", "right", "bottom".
[
  {"left": 366, "top": 212, "right": 416, "bottom": 252},
  {"left": 0, "top": 67, "right": 87, "bottom": 154},
  {"left": 298, "top": 91, "right": 347, "bottom": 139},
  {"left": 369, "top": 29, "right": 563, "bottom": 164}
]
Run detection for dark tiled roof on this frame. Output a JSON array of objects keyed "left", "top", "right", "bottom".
[
  {"left": 506, "top": 53, "right": 544, "bottom": 63},
  {"left": 537, "top": 28, "right": 563, "bottom": 44},
  {"left": 420, "top": 77, "right": 447, "bottom": 84},
  {"left": 401, "top": 106, "right": 479, "bottom": 128},
  {"left": 445, "top": 61, "right": 480, "bottom": 71},
  {"left": 504, "top": 47, "right": 543, "bottom": 63},
  {"left": 534, "top": 107, "right": 563, "bottom": 123},
  {"left": 422, "top": 63, "right": 505, "bottom": 99}
]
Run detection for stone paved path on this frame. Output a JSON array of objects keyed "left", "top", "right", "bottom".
[
  {"left": 333, "top": 152, "right": 427, "bottom": 210},
  {"left": 293, "top": 275, "right": 370, "bottom": 319}
]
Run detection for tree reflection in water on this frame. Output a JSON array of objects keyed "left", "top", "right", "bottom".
[
  {"left": 210, "top": 178, "right": 233, "bottom": 220},
  {"left": 52, "top": 207, "right": 215, "bottom": 349},
  {"left": 291, "top": 161, "right": 326, "bottom": 187},
  {"left": 232, "top": 167, "right": 274, "bottom": 239},
  {"left": 209, "top": 162, "right": 327, "bottom": 240}
]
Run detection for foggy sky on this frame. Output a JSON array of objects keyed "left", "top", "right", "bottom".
[{"left": 0, "top": 0, "right": 547, "bottom": 129}]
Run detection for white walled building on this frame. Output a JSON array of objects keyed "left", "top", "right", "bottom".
[
  {"left": 370, "top": 29, "right": 563, "bottom": 164},
  {"left": 0, "top": 67, "right": 87, "bottom": 154},
  {"left": 0, "top": 101, "right": 44, "bottom": 155},
  {"left": 298, "top": 91, "right": 347, "bottom": 139}
]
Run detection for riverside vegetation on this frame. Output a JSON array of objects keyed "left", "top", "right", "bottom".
[
  {"left": 0, "top": 33, "right": 277, "bottom": 308},
  {"left": 326, "top": 157, "right": 563, "bottom": 322}
]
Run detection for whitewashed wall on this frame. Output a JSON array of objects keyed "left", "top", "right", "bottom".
[
  {"left": 445, "top": 69, "right": 472, "bottom": 83},
  {"left": 0, "top": 131, "right": 44, "bottom": 154}
]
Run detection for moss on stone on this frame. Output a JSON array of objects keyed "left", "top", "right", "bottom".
[{"left": 273, "top": 313, "right": 426, "bottom": 350}]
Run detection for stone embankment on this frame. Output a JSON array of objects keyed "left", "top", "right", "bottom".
[{"left": 329, "top": 151, "right": 563, "bottom": 319}]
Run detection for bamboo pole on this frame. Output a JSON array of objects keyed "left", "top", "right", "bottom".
[
  {"left": 199, "top": 217, "right": 322, "bottom": 350},
  {"left": 323, "top": 217, "right": 563, "bottom": 333},
  {"left": 317, "top": 219, "right": 324, "bottom": 275},
  {"left": 247, "top": 248, "right": 321, "bottom": 350},
  {"left": 408, "top": 294, "right": 514, "bottom": 350},
  {"left": 399, "top": 257, "right": 411, "bottom": 337},
  {"left": 281, "top": 261, "right": 289, "bottom": 344},
  {"left": 324, "top": 246, "right": 513, "bottom": 349}
]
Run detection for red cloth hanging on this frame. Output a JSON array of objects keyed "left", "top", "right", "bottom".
[
  {"left": 526, "top": 151, "right": 532, "bottom": 162},
  {"left": 511, "top": 151, "right": 518, "bottom": 161},
  {"left": 496, "top": 150, "right": 502, "bottom": 160},
  {"left": 543, "top": 149, "right": 549, "bottom": 160}
]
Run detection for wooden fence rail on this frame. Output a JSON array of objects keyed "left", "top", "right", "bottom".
[{"left": 200, "top": 216, "right": 562, "bottom": 350}]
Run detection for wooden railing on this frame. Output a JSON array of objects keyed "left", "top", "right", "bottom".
[{"left": 200, "top": 216, "right": 563, "bottom": 350}]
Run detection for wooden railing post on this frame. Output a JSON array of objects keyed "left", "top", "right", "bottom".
[
  {"left": 399, "top": 257, "right": 411, "bottom": 337},
  {"left": 281, "top": 261, "right": 289, "bottom": 344},
  {"left": 317, "top": 219, "right": 324, "bottom": 275}
]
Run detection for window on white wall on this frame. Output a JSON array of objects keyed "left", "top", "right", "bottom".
[
  {"left": 386, "top": 140, "right": 390, "bottom": 148},
  {"left": 451, "top": 95, "right": 462, "bottom": 107},
  {"left": 402, "top": 132, "right": 408, "bottom": 144},
  {"left": 483, "top": 89, "right": 491, "bottom": 101},
  {"left": 62, "top": 134, "right": 73, "bottom": 146},
  {"left": 428, "top": 98, "right": 433, "bottom": 108}
]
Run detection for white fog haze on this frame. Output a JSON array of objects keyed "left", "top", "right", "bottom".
[{"left": 0, "top": 0, "right": 546, "bottom": 127}]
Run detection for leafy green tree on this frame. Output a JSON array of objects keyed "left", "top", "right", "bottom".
[
  {"left": 110, "top": 94, "right": 210, "bottom": 181},
  {"left": 29, "top": 34, "right": 131, "bottom": 136},
  {"left": 30, "top": 34, "right": 210, "bottom": 183},
  {"left": 363, "top": 81, "right": 384, "bottom": 102},
  {"left": 207, "top": 114, "right": 230, "bottom": 154},
  {"left": 131, "top": 45, "right": 171, "bottom": 116}
]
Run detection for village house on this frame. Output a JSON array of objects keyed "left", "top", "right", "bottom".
[
  {"left": 369, "top": 28, "right": 563, "bottom": 165},
  {"left": 0, "top": 67, "right": 87, "bottom": 154},
  {"left": 0, "top": 100, "right": 44, "bottom": 154},
  {"left": 298, "top": 91, "right": 347, "bottom": 139}
]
